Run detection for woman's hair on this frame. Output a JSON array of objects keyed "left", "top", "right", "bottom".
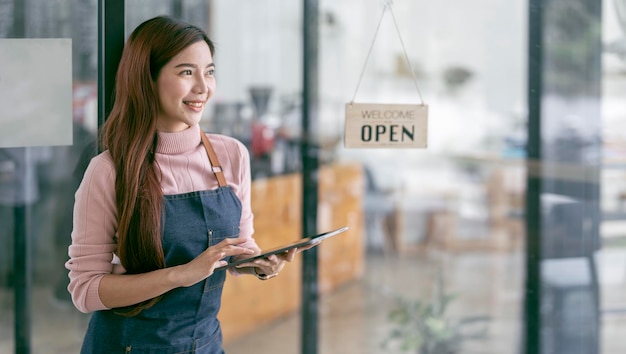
[{"left": 100, "top": 16, "right": 214, "bottom": 314}]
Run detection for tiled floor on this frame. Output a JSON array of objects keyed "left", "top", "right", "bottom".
[
  {"left": 2, "top": 248, "right": 626, "bottom": 353},
  {"left": 224, "top": 251, "right": 525, "bottom": 354}
]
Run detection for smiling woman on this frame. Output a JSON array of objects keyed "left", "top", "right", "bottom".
[{"left": 64, "top": 16, "right": 304, "bottom": 354}]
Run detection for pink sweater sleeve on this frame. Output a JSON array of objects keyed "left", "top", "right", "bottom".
[{"left": 66, "top": 153, "right": 118, "bottom": 313}]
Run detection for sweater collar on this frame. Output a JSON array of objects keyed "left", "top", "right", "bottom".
[{"left": 156, "top": 124, "right": 201, "bottom": 155}]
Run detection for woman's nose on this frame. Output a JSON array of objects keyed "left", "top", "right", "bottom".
[{"left": 194, "top": 75, "right": 208, "bottom": 94}]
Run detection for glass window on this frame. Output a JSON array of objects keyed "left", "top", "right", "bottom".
[
  {"left": 0, "top": 0, "right": 98, "bottom": 352},
  {"left": 2, "top": 1, "right": 625, "bottom": 353}
]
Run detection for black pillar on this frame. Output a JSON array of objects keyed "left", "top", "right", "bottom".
[
  {"left": 97, "top": 0, "right": 125, "bottom": 138},
  {"left": 525, "top": 0, "right": 603, "bottom": 353},
  {"left": 11, "top": 2, "right": 29, "bottom": 354},
  {"left": 13, "top": 205, "right": 30, "bottom": 354},
  {"left": 301, "top": 0, "right": 319, "bottom": 353},
  {"left": 524, "top": 1, "right": 543, "bottom": 353}
]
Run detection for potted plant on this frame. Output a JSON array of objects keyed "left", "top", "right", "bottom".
[{"left": 382, "top": 276, "right": 489, "bottom": 353}]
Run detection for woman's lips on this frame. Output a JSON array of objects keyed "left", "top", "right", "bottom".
[{"left": 184, "top": 101, "right": 204, "bottom": 111}]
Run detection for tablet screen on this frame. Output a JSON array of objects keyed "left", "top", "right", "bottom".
[{"left": 215, "top": 226, "right": 349, "bottom": 271}]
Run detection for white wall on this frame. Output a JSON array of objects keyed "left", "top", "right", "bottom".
[{"left": 211, "top": 0, "right": 302, "bottom": 109}]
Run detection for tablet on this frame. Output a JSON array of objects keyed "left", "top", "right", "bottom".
[{"left": 215, "top": 226, "right": 349, "bottom": 271}]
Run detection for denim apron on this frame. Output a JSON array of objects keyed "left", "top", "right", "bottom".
[{"left": 80, "top": 133, "right": 240, "bottom": 354}]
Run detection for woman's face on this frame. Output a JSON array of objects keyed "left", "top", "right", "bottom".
[{"left": 156, "top": 41, "right": 215, "bottom": 132}]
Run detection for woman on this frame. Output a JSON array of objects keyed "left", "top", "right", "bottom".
[{"left": 66, "top": 16, "right": 298, "bottom": 353}]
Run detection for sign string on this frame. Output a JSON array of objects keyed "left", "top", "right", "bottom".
[{"left": 349, "top": 2, "right": 425, "bottom": 106}]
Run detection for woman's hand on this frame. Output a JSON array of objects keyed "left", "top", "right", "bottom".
[
  {"left": 174, "top": 236, "right": 255, "bottom": 287},
  {"left": 235, "top": 243, "right": 318, "bottom": 280}
]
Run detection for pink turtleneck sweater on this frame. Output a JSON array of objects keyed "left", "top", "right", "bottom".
[{"left": 66, "top": 124, "right": 257, "bottom": 313}]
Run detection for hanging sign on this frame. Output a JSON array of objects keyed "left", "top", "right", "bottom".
[
  {"left": 344, "top": 103, "right": 428, "bottom": 148},
  {"left": 343, "top": 3, "right": 428, "bottom": 149}
]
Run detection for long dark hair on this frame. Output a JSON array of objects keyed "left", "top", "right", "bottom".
[{"left": 100, "top": 16, "right": 215, "bottom": 315}]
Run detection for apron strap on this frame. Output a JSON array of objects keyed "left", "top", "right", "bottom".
[{"left": 200, "top": 131, "right": 228, "bottom": 187}]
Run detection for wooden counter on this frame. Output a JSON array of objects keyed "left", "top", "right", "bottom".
[{"left": 219, "top": 163, "right": 365, "bottom": 343}]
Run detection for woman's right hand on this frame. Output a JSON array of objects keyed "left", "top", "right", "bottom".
[{"left": 174, "top": 236, "right": 255, "bottom": 287}]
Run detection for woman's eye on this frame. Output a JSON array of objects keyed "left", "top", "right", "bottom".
[
  {"left": 180, "top": 69, "right": 192, "bottom": 76},
  {"left": 206, "top": 69, "right": 215, "bottom": 76}
]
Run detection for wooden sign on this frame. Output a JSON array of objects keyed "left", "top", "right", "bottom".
[{"left": 344, "top": 103, "right": 428, "bottom": 148}]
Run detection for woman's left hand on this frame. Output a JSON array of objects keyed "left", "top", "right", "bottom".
[
  {"left": 234, "top": 243, "right": 318, "bottom": 280},
  {"left": 235, "top": 244, "right": 316, "bottom": 279},
  {"left": 254, "top": 249, "right": 297, "bottom": 279}
]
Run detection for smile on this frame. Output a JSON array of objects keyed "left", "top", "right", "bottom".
[{"left": 184, "top": 101, "right": 203, "bottom": 108}]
